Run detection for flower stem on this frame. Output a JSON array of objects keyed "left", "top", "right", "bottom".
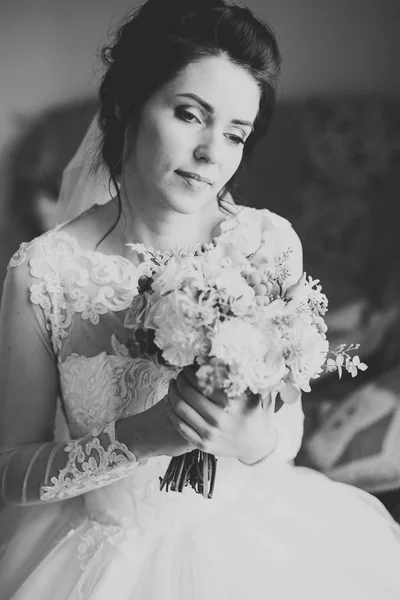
[
  {"left": 202, "top": 453, "right": 209, "bottom": 499},
  {"left": 159, "top": 451, "right": 218, "bottom": 499}
]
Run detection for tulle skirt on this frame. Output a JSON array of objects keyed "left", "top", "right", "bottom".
[{"left": 1, "top": 455, "right": 400, "bottom": 600}]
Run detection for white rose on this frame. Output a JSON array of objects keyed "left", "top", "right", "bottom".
[
  {"left": 213, "top": 268, "right": 255, "bottom": 314},
  {"left": 145, "top": 290, "right": 208, "bottom": 367},
  {"left": 210, "top": 318, "right": 286, "bottom": 393},
  {"left": 151, "top": 257, "right": 205, "bottom": 296},
  {"left": 284, "top": 319, "right": 329, "bottom": 389}
]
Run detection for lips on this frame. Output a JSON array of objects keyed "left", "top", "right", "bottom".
[{"left": 176, "top": 170, "right": 212, "bottom": 185}]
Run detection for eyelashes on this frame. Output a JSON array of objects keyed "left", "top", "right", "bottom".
[
  {"left": 175, "top": 106, "right": 201, "bottom": 124},
  {"left": 175, "top": 106, "right": 246, "bottom": 146},
  {"left": 226, "top": 134, "right": 245, "bottom": 146}
]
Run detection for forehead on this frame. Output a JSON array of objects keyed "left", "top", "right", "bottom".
[{"left": 164, "top": 55, "right": 260, "bottom": 122}]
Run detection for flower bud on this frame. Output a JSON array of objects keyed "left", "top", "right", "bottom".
[
  {"left": 269, "top": 282, "right": 281, "bottom": 297},
  {"left": 285, "top": 273, "right": 306, "bottom": 301},
  {"left": 138, "top": 275, "right": 152, "bottom": 292},
  {"left": 264, "top": 280, "right": 273, "bottom": 294},
  {"left": 253, "top": 283, "right": 268, "bottom": 296},
  {"left": 261, "top": 273, "right": 270, "bottom": 285},
  {"left": 247, "top": 272, "right": 262, "bottom": 286}
]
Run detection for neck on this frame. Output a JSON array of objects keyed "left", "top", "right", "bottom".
[{"left": 113, "top": 187, "right": 229, "bottom": 255}]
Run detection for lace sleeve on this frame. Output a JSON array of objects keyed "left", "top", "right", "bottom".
[
  {"left": 0, "top": 243, "right": 137, "bottom": 505},
  {"left": 0, "top": 422, "right": 136, "bottom": 504}
]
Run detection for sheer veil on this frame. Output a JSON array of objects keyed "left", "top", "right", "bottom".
[
  {"left": 55, "top": 116, "right": 113, "bottom": 224},
  {"left": 56, "top": 113, "right": 236, "bottom": 225},
  {"left": 1, "top": 116, "right": 106, "bottom": 594}
]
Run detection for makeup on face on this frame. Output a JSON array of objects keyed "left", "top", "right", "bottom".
[{"left": 122, "top": 55, "right": 260, "bottom": 215}]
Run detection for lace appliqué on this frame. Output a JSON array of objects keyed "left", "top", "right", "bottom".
[
  {"left": 112, "top": 335, "right": 180, "bottom": 412},
  {"left": 78, "top": 516, "right": 123, "bottom": 570},
  {"left": 59, "top": 337, "right": 179, "bottom": 434},
  {"left": 40, "top": 422, "right": 137, "bottom": 501},
  {"left": 8, "top": 241, "right": 31, "bottom": 268},
  {"left": 8, "top": 228, "right": 151, "bottom": 353},
  {"left": 59, "top": 349, "right": 134, "bottom": 434},
  {"left": 8, "top": 211, "right": 295, "bottom": 355}
]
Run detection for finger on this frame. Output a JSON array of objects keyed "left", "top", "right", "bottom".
[
  {"left": 174, "top": 375, "right": 221, "bottom": 426},
  {"left": 169, "top": 379, "right": 215, "bottom": 435},
  {"left": 182, "top": 367, "right": 227, "bottom": 408},
  {"left": 164, "top": 392, "right": 204, "bottom": 446},
  {"left": 181, "top": 366, "right": 206, "bottom": 395},
  {"left": 206, "top": 387, "right": 228, "bottom": 408}
]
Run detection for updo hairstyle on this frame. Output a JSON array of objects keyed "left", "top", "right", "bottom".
[{"left": 96, "top": 0, "right": 281, "bottom": 216}]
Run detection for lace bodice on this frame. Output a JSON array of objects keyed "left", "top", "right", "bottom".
[{"left": 0, "top": 206, "right": 304, "bottom": 511}]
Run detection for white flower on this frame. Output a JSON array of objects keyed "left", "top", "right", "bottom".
[
  {"left": 210, "top": 318, "right": 286, "bottom": 395},
  {"left": 151, "top": 257, "right": 205, "bottom": 296},
  {"left": 303, "top": 275, "right": 329, "bottom": 315},
  {"left": 283, "top": 317, "right": 329, "bottom": 390},
  {"left": 285, "top": 274, "right": 307, "bottom": 303},
  {"left": 204, "top": 240, "right": 249, "bottom": 274},
  {"left": 213, "top": 268, "right": 255, "bottom": 314},
  {"left": 210, "top": 319, "right": 260, "bottom": 364},
  {"left": 124, "top": 223, "right": 363, "bottom": 405},
  {"left": 144, "top": 290, "right": 208, "bottom": 367}
]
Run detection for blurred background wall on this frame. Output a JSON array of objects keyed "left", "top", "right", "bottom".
[
  {"left": 1, "top": 0, "right": 399, "bottom": 241},
  {"left": 1, "top": 0, "right": 400, "bottom": 513}
]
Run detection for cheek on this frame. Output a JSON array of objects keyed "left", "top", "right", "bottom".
[
  {"left": 141, "top": 119, "right": 183, "bottom": 173},
  {"left": 137, "top": 120, "right": 163, "bottom": 163},
  {"left": 223, "top": 149, "right": 243, "bottom": 181}
]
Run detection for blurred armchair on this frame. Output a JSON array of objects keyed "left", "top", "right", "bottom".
[
  {"left": 6, "top": 98, "right": 96, "bottom": 239},
  {"left": 248, "top": 95, "right": 400, "bottom": 519}
]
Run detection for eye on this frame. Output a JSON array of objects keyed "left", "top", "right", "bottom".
[
  {"left": 175, "top": 106, "right": 202, "bottom": 124},
  {"left": 225, "top": 133, "right": 246, "bottom": 146}
]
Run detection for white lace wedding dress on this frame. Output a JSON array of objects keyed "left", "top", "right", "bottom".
[{"left": 1, "top": 206, "right": 400, "bottom": 599}]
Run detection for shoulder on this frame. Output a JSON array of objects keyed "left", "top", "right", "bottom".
[
  {"left": 7, "top": 201, "right": 115, "bottom": 274},
  {"left": 262, "top": 208, "right": 302, "bottom": 269},
  {"left": 2, "top": 232, "right": 61, "bottom": 341},
  {"left": 4, "top": 231, "right": 65, "bottom": 329},
  {"left": 5, "top": 218, "right": 86, "bottom": 299},
  {"left": 238, "top": 206, "right": 303, "bottom": 284},
  {"left": 7, "top": 229, "right": 60, "bottom": 277},
  {"left": 57, "top": 201, "right": 114, "bottom": 253},
  {"left": 236, "top": 206, "right": 302, "bottom": 249},
  {"left": 241, "top": 205, "right": 294, "bottom": 231}
]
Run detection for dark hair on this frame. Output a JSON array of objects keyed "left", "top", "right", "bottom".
[{"left": 96, "top": 0, "right": 281, "bottom": 235}]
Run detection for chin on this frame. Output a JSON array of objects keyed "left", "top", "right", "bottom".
[{"left": 162, "top": 189, "right": 217, "bottom": 216}]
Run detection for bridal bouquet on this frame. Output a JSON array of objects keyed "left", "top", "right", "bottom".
[{"left": 124, "top": 237, "right": 366, "bottom": 498}]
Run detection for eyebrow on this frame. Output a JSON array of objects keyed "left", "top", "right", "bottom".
[{"left": 175, "top": 93, "right": 254, "bottom": 131}]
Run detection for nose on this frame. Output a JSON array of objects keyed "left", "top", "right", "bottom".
[{"left": 194, "top": 129, "right": 223, "bottom": 165}]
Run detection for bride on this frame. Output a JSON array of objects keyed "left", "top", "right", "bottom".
[{"left": 1, "top": 0, "right": 400, "bottom": 598}]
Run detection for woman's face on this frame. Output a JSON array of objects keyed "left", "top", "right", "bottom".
[{"left": 122, "top": 55, "right": 261, "bottom": 215}]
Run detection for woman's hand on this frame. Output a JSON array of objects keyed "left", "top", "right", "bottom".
[
  {"left": 121, "top": 395, "right": 196, "bottom": 461},
  {"left": 165, "top": 366, "right": 278, "bottom": 465}
]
